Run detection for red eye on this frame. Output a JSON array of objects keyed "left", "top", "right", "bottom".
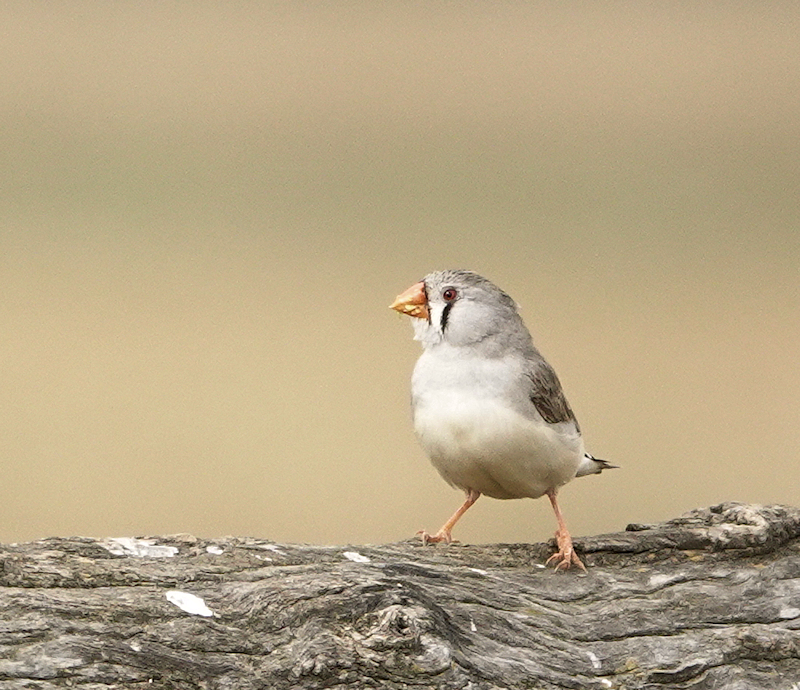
[{"left": 442, "top": 288, "right": 457, "bottom": 302}]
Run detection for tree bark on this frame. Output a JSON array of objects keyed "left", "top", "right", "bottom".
[{"left": 1, "top": 502, "right": 799, "bottom": 689}]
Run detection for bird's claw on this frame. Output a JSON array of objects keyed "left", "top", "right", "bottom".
[
  {"left": 546, "top": 549, "right": 586, "bottom": 572},
  {"left": 416, "top": 529, "right": 453, "bottom": 545},
  {"left": 546, "top": 530, "right": 587, "bottom": 572}
]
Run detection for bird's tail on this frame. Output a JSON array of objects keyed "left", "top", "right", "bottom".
[{"left": 576, "top": 453, "right": 619, "bottom": 477}]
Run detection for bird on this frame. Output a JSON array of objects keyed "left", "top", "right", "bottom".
[{"left": 390, "top": 270, "right": 615, "bottom": 570}]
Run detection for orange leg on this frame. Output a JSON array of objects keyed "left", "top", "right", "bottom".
[
  {"left": 544, "top": 489, "right": 586, "bottom": 572},
  {"left": 418, "top": 489, "right": 481, "bottom": 544}
]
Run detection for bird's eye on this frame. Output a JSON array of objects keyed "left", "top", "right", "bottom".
[{"left": 442, "top": 288, "right": 458, "bottom": 302}]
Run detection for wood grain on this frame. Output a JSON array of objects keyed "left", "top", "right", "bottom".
[{"left": 1, "top": 502, "right": 799, "bottom": 689}]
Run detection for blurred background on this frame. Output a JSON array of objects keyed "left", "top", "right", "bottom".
[{"left": 1, "top": 3, "right": 798, "bottom": 546}]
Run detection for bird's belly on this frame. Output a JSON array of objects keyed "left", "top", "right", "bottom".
[{"left": 413, "top": 395, "right": 582, "bottom": 499}]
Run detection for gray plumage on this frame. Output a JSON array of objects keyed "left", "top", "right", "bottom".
[
  {"left": 407, "top": 270, "right": 612, "bottom": 500},
  {"left": 391, "top": 269, "right": 614, "bottom": 568}
]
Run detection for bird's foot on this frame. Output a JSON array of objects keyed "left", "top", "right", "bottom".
[
  {"left": 416, "top": 529, "right": 453, "bottom": 545},
  {"left": 546, "top": 528, "right": 587, "bottom": 572},
  {"left": 415, "top": 490, "right": 479, "bottom": 546}
]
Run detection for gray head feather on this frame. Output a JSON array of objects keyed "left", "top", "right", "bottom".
[
  {"left": 414, "top": 270, "right": 578, "bottom": 428},
  {"left": 419, "top": 270, "right": 533, "bottom": 354}
]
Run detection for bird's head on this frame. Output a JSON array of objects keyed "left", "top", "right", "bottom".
[{"left": 390, "top": 270, "right": 525, "bottom": 348}]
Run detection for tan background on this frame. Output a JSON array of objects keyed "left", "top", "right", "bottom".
[{"left": 1, "top": 4, "right": 798, "bottom": 546}]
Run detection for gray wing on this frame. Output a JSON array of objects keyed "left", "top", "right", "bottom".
[{"left": 525, "top": 358, "right": 580, "bottom": 432}]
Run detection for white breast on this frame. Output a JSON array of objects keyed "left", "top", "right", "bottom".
[{"left": 411, "top": 349, "right": 583, "bottom": 500}]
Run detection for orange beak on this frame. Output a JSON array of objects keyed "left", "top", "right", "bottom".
[{"left": 390, "top": 281, "right": 429, "bottom": 320}]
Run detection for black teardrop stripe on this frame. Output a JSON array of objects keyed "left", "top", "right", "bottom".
[{"left": 440, "top": 301, "right": 454, "bottom": 332}]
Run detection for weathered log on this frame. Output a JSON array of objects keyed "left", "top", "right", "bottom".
[{"left": 1, "top": 502, "right": 799, "bottom": 689}]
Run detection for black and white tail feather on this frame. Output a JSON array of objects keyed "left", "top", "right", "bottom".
[{"left": 576, "top": 453, "right": 618, "bottom": 477}]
